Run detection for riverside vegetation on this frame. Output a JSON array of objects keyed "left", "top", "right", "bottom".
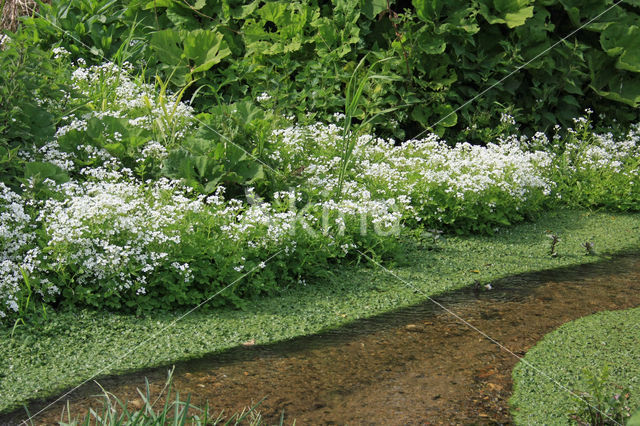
[{"left": 1, "top": 0, "right": 640, "bottom": 423}]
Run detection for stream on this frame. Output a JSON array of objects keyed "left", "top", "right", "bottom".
[{"left": 3, "top": 254, "right": 640, "bottom": 425}]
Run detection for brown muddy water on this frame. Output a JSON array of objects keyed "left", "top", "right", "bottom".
[{"left": 3, "top": 254, "right": 640, "bottom": 425}]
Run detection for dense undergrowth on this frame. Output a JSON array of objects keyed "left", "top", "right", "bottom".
[
  {"left": 1, "top": 20, "right": 640, "bottom": 321},
  {"left": 20, "top": 0, "right": 640, "bottom": 141}
]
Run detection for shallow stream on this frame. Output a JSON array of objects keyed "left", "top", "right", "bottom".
[{"left": 4, "top": 254, "right": 640, "bottom": 425}]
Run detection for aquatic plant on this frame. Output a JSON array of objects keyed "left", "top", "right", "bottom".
[{"left": 40, "top": 367, "right": 272, "bottom": 426}]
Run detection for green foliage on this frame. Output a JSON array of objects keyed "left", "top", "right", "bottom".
[
  {"left": 511, "top": 307, "right": 640, "bottom": 424},
  {"left": 54, "top": 368, "right": 270, "bottom": 426},
  {"left": 27, "top": 0, "right": 147, "bottom": 63},
  {"left": 569, "top": 366, "right": 633, "bottom": 425},
  {"left": 24, "top": 0, "right": 640, "bottom": 142},
  {"left": 162, "top": 103, "right": 278, "bottom": 196},
  {"left": 0, "top": 30, "right": 73, "bottom": 189},
  {"left": 149, "top": 28, "right": 231, "bottom": 86},
  {"left": 544, "top": 115, "right": 640, "bottom": 211},
  {"left": 9, "top": 268, "right": 49, "bottom": 338}
]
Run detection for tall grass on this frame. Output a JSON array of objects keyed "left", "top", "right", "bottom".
[{"left": 335, "top": 55, "right": 397, "bottom": 198}]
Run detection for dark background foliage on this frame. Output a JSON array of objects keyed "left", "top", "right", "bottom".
[{"left": 16, "top": 0, "right": 640, "bottom": 143}]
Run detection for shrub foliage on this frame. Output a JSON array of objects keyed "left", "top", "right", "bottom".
[{"left": 24, "top": 0, "right": 640, "bottom": 140}]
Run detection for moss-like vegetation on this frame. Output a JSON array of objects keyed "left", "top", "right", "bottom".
[
  {"left": 1, "top": 209, "right": 640, "bottom": 414},
  {"left": 511, "top": 307, "right": 640, "bottom": 424}
]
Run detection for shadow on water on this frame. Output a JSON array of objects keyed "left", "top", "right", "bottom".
[{"left": 4, "top": 253, "right": 640, "bottom": 425}]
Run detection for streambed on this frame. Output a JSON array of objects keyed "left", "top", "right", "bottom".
[{"left": 4, "top": 254, "right": 640, "bottom": 425}]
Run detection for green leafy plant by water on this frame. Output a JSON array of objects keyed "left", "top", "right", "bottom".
[
  {"left": 42, "top": 367, "right": 274, "bottom": 426},
  {"left": 511, "top": 307, "right": 640, "bottom": 425},
  {"left": 568, "top": 366, "right": 633, "bottom": 425}
]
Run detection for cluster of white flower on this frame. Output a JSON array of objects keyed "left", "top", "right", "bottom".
[
  {"left": 561, "top": 127, "right": 640, "bottom": 175},
  {"left": 500, "top": 113, "right": 516, "bottom": 126},
  {"left": 4, "top": 56, "right": 639, "bottom": 319},
  {"left": 270, "top": 122, "right": 553, "bottom": 225},
  {"left": 256, "top": 92, "right": 272, "bottom": 102},
  {"left": 23, "top": 61, "right": 196, "bottom": 174},
  {"left": 0, "top": 183, "right": 41, "bottom": 318},
  {"left": 28, "top": 167, "right": 400, "bottom": 305},
  {"left": 52, "top": 46, "right": 70, "bottom": 60},
  {"left": 39, "top": 171, "right": 204, "bottom": 293}
]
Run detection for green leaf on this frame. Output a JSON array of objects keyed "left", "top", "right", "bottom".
[
  {"left": 234, "top": 162, "right": 264, "bottom": 183},
  {"left": 601, "top": 24, "right": 640, "bottom": 72},
  {"left": 150, "top": 29, "right": 185, "bottom": 66},
  {"left": 435, "top": 104, "right": 458, "bottom": 127},
  {"left": 24, "top": 162, "right": 70, "bottom": 184},
  {"left": 229, "top": 1, "right": 260, "bottom": 19},
  {"left": 104, "top": 142, "right": 126, "bottom": 157},
  {"left": 143, "top": 0, "right": 174, "bottom": 9},
  {"left": 184, "top": 29, "right": 231, "bottom": 73},
  {"left": 479, "top": 0, "right": 534, "bottom": 28},
  {"left": 413, "top": 0, "right": 444, "bottom": 22},
  {"left": 360, "top": 0, "right": 387, "bottom": 20},
  {"left": 421, "top": 38, "right": 447, "bottom": 55},
  {"left": 503, "top": 6, "right": 534, "bottom": 27}
]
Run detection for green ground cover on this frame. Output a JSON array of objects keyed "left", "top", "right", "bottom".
[
  {"left": 511, "top": 306, "right": 640, "bottom": 424},
  {"left": 1, "top": 208, "right": 639, "bottom": 414}
]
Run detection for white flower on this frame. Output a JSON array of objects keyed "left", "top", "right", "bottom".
[
  {"left": 256, "top": 92, "right": 271, "bottom": 102},
  {"left": 52, "top": 46, "right": 70, "bottom": 59}
]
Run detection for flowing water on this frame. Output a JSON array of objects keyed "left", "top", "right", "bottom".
[{"left": 3, "top": 254, "right": 640, "bottom": 425}]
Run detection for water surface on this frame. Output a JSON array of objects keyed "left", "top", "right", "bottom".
[{"left": 4, "top": 255, "right": 640, "bottom": 425}]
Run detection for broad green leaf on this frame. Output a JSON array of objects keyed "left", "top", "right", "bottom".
[
  {"left": 601, "top": 24, "right": 640, "bottom": 72},
  {"left": 143, "top": 0, "right": 174, "bottom": 9},
  {"left": 194, "top": 156, "right": 212, "bottom": 179},
  {"left": 590, "top": 79, "right": 640, "bottom": 106},
  {"left": 226, "top": 144, "right": 247, "bottom": 164},
  {"left": 503, "top": 6, "right": 534, "bottom": 28},
  {"left": 166, "top": 7, "right": 200, "bottom": 29},
  {"left": 150, "top": 29, "right": 185, "bottom": 65},
  {"left": 234, "top": 162, "right": 264, "bottom": 183},
  {"left": 234, "top": 101, "right": 265, "bottom": 125},
  {"left": 104, "top": 142, "right": 126, "bottom": 157},
  {"left": 184, "top": 29, "right": 231, "bottom": 72},
  {"left": 360, "top": 0, "right": 387, "bottom": 20},
  {"left": 418, "top": 32, "right": 447, "bottom": 54},
  {"left": 479, "top": 0, "right": 533, "bottom": 28},
  {"left": 230, "top": 1, "right": 259, "bottom": 19},
  {"left": 413, "top": 0, "right": 444, "bottom": 22},
  {"left": 601, "top": 23, "right": 634, "bottom": 56},
  {"left": 619, "top": 47, "right": 640, "bottom": 72},
  {"left": 589, "top": 50, "right": 640, "bottom": 106},
  {"left": 435, "top": 104, "right": 458, "bottom": 127},
  {"left": 24, "top": 162, "right": 69, "bottom": 184}
]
